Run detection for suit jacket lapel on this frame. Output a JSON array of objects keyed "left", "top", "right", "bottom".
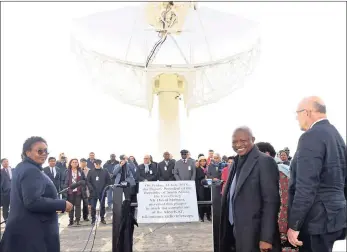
[{"left": 234, "top": 147, "right": 259, "bottom": 199}]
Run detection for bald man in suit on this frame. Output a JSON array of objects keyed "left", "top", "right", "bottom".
[{"left": 287, "top": 96, "right": 346, "bottom": 252}]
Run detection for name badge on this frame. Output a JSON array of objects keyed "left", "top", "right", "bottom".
[
  {"left": 96, "top": 176, "right": 99, "bottom": 181},
  {"left": 150, "top": 170, "right": 153, "bottom": 174},
  {"left": 216, "top": 166, "right": 218, "bottom": 171},
  {"left": 188, "top": 166, "right": 191, "bottom": 171},
  {"left": 164, "top": 166, "right": 167, "bottom": 171}
]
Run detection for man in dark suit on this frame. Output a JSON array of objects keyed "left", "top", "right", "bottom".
[
  {"left": 287, "top": 96, "right": 346, "bottom": 252},
  {"left": 157, "top": 152, "right": 176, "bottom": 181},
  {"left": 138, "top": 155, "right": 158, "bottom": 182},
  {"left": 43, "top": 157, "right": 61, "bottom": 193},
  {"left": 1, "top": 158, "right": 12, "bottom": 221},
  {"left": 219, "top": 127, "right": 281, "bottom": 252}
]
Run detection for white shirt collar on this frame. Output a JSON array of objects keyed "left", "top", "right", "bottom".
[{"left": 310, "top": 118, "right": 327, "bottom": 129}]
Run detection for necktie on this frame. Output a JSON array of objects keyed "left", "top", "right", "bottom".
[
  {"left": 184, "top": 159, "right": 186, "bottom": 163},
  {"left": 228, "top": 175, "right": 237, "bottom": 225},
  {"left": 51, "top": 167, "right": 54, "bottom": 176}
]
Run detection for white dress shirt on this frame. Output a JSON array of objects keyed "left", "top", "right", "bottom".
[
  {"left": 1, "top": 166, "right": 12, "bottom": 180},
  {"left": 49, "top": 166, "right": 56, "bottom": 178}
]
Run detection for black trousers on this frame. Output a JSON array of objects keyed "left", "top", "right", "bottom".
[
  {"left": 82, "top": 198, "right": 89, "bottom": 220},
  {"left": 67, "top": 193, "right": 82, "bottom": 222},
  {"left": 91, "top": 196, "right": 106, "bottom": 221},
  {"left": 224, "top": 221, "right": 236, "bottom": 252},
  {"left": 299, "top": 229, "right": 345, "bottom": 252},
  {"left": 1, "top": 195, "right": 10, "bottom": 220}
]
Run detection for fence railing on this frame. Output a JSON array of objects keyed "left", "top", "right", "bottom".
[{"left": 112, "top": 182, "right": 222, "bottom": 252}]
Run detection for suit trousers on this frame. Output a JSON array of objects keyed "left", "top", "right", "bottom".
[
  {"left": 82, "top": 198, "right": 89, "bottom": 220},
  {"left": 299, "top": 229, "right": 345, "bottom": 252},
  {"left": 223, "top": 221, "right": 236, "bottom": 252},
  {"left": 90, "top": 196, "right": 106, "bottom": 221},
  {"left": 67, "top": 193, "right": 82, "bottom": 222},
  {"left": 1, "top": 194, "right": 10, "bottom": 220}
]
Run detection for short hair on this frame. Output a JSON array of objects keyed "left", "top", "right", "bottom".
[
  {"left": 208, "top": 149, "right": 214, "bottom": 152},
  {"left": 94, "top": 159, "right": 102, "bottom": 165},
  {"left": 279, "top": 150, "right": 288, "bottom": 157},
  {"left": 80, "top": 158, "right": 87, "bottom": 162},
  {"left": 89, "top": 152, "right": 95, "bottom": 155},
  {"left": 198, "top": 153, "right": 204, "bottom": 159},
  {"left": 256, "top": 142, "right": 276, "bottom": 158},
  {"left": 233, "top": 126, "right": 254, "bottom": 139},
  {"left": 180, "top": 149, "right": 188, "bottom": 154},
  {"left": 48, "top": 157, "right": 56, "bottom": 162},
  {"left": 119, "top": 155, "right": 126, "bottom": 160},
  {"left": 22, "top": 136, "right": 47, "bottom": 158},
  {"left": 213, "top": 153, "right": 221, "bottom": 158},
  {"left": 1, "top": 158, "right": 8, "bottom": 163},
  {"left": 313, "top": 101, "right": 326, "bottom": 113},
  {"left": 227, "top": 156, "right": 235, "bottom": 160}
]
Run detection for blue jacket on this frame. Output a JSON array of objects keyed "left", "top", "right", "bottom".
[
  {"left": 0, "top": 157, "right": 66, "bottom": 252},
  {"left": 112, "top": 163, "right": 135, "bottom": 186}
]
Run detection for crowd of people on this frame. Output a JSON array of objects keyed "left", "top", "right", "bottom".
[
  {"left": 0, "top": 96, "right": 346, "bottom": 252},
  {"left": 1, "top": 144, "right": 293, "bottom": 236}
]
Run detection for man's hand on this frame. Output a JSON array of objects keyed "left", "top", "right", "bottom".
[
  {"left": 65, "top": 201, "right": 73, "bottom": 212},
  {"left": 259, "top": 241, "right": 272, "bottom": 252},
  {"left": 287, "top": 228, "right": 303, "bottom": 247}
]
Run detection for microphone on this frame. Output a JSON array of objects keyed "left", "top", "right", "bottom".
[
  {"left": 109, "top": 181, "right": 129, "bottom": 189},
  {"left": 58, "top": 180, "right": 86, "bottom": 194}
]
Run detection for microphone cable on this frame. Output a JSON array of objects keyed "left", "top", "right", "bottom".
[{"left": 82, "top": 184, "right": 110, "bottom": 252}]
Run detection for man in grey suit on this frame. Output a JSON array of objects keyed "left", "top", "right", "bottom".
[{"left": 174, "top": 150, "right": 196, "bottom": 181}]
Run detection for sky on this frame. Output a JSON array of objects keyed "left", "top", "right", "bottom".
[{"left": 1, "top": 2, "right": 346, "bottom": 166}]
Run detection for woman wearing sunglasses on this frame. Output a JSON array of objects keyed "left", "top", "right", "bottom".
[{"left": 0, "top": 136, "right": 73, "bottom": 252}]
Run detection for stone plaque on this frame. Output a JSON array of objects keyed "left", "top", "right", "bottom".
[{"left": 137, "top": 181, "right": 199, "bottom": 223}]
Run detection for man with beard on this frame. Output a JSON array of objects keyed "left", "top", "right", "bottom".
[{"left": 219, "top": 126, "right": 281, "bottom": 252}]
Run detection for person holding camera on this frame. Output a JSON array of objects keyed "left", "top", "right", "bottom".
[{"left": 87, "top": 159, "right": 111, "bottom": 225}]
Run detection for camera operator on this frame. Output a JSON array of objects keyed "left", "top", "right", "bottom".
[
  {"left": 112, "top": 155, "right": 136, "bottom": 213},
  {"left": 87, "top": 159, "right": 111, "bottom": 225}
]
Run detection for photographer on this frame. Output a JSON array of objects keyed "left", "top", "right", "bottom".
[
  {"left": 87, "top": 159, "right": 111, "bottom": 225},
  {"left": 112, "top": 155, "right": 136, "bottom": 214}
]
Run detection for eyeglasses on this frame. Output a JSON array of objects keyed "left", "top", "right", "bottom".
[
  {"left": 296, "top": 109, "right": 306, "bottom": 114},
  {"left": 37, "top": 149, "right": 49, "bottom": 155}
]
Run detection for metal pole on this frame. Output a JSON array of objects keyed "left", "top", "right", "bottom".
[
  {"left": 211, "top": 182, "right": 222, "bottom": 252},
  {"left": 112, "top": 186, "right": 123, "bottom": 252}
]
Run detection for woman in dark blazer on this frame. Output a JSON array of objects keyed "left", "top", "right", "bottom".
[
  {"left": 64, "top": 158, "right": 87, "bottom": 226},
  {"left": 0, "top": 136, "right": 72, "bottom": 252}
]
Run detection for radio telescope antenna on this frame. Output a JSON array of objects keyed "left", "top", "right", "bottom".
[{"left": 71, "top": 2, "right": 260, "bottom": 158}]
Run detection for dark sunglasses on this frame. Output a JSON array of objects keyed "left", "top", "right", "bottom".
[{"left": 37, "top": 149, "right": 49, "bottom": 155}]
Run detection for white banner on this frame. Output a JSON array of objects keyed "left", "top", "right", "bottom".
[{"left": 137, "top": 181, "right": 199, "bottom": 223}]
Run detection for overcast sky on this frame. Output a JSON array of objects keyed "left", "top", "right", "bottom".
[{"left": 1, "top": 2, "right": 346, "bottom": 166}]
